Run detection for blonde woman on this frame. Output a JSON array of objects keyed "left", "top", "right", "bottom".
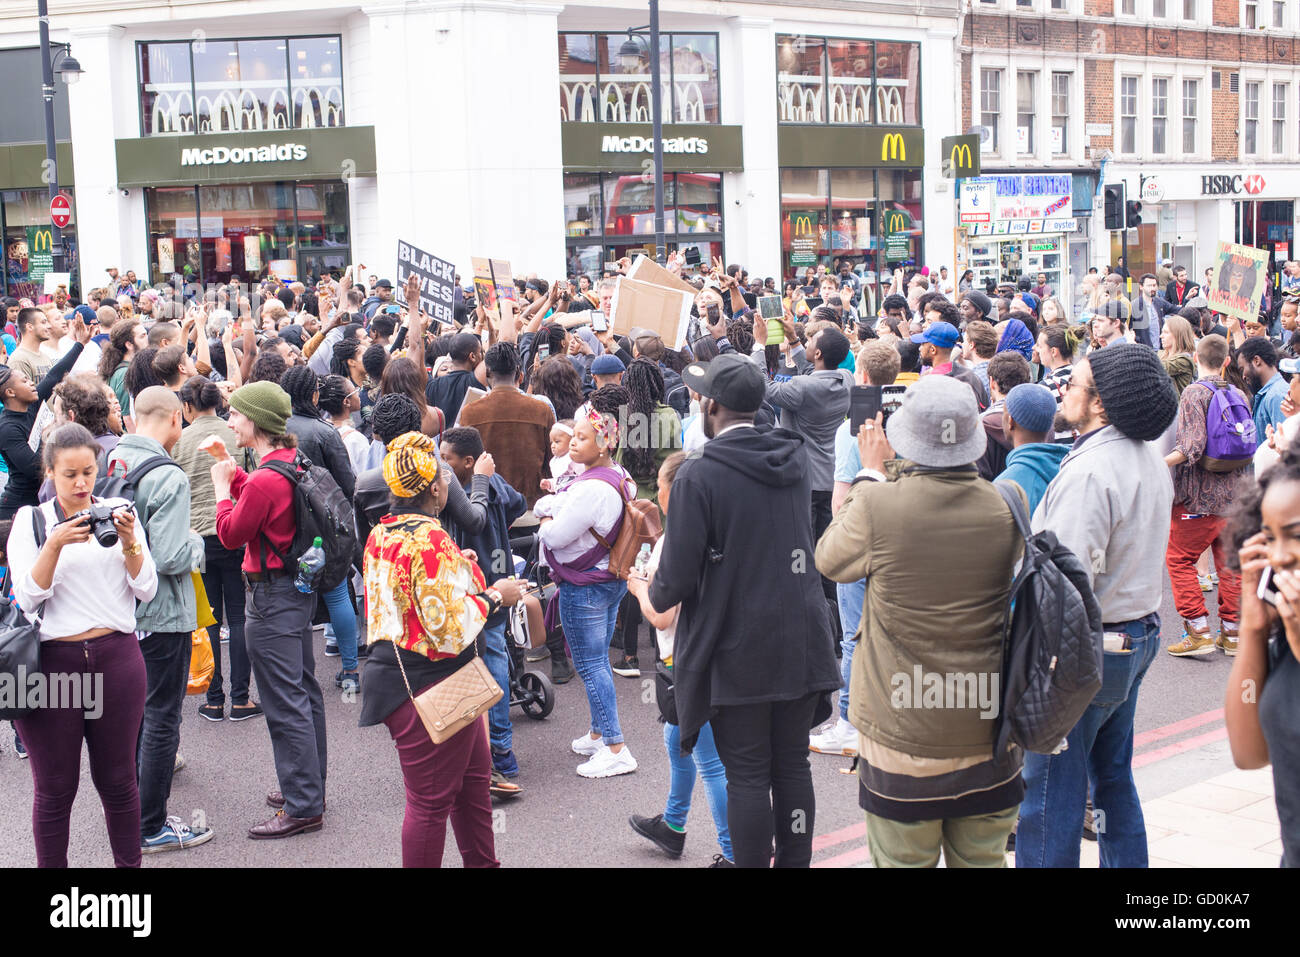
[{"left": 1159, "top": 314, "right": 1198, "bottom": 397}]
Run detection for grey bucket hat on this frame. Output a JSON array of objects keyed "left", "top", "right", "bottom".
[{"left": 884, "top": 374, "right": 987, "bottom": 468}]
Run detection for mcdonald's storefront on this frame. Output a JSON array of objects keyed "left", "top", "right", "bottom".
[
  {"left": 778, "top": 126, "right": 924, "bottom": 313},
  {"left": 0, "top": 143, "right": 78, "bottom": 301}
]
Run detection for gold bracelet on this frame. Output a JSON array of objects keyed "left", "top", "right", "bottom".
[{"left": 121, "top": 542, "right": 143, "bottom": 558}]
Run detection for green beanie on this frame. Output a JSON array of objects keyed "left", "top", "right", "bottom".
[{"left": 229, "top": 381, "right": 292, "bottom": 436}]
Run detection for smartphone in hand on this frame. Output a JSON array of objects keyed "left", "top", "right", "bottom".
[{"left": 1259, "top": 566, "right": 1281, "bottom": 607}]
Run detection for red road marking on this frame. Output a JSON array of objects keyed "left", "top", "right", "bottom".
[
  {"left": 1132, "top": 727, "right": 1228, "bottom": 769},
  {"left": 812, "top": 821, "right": 866, "bottom": 852},
  {"left": 813, "top": 844, "right": 872, "bottom": 868},
  {"left": 1133, "top": 708, "right": 1224, "bottom": 750}
]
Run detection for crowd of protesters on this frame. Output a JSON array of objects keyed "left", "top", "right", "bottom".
[{"left": 1, "top": 249, "right": 1298, "bottom": 871}]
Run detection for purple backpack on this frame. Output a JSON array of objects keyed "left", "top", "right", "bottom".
[{"left": 1199, "top": 382, "right": 1256, "bottom": 472}]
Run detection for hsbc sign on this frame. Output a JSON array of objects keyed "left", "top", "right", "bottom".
[{"left": 1201, "top": 173, "right": 1267, "bottom": 195}]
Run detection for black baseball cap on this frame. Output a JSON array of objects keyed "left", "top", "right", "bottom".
[
  {"left": 681, "top": 353, "right": 766, "bottom": 413},
  {"left": 375, "top": 278, "right": 393, "bottom": 289}
]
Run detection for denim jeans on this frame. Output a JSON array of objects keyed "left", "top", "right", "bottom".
[
  {"left": 479, "top": 617, "right": 512, "bottom": 754},
  {"left": 664, "top": 720, "right": 732, "bottom": 860},
  {"left": 321, "top": 578, "right": 359, "bottom": 672},
  {"left": 836, "top": 580, "right": 865, "bottom": 722},
  {"left": 1016, "top": 613, "right": 1161, "bottom": 868},
  {"left": 558, "top": 579, "right": 627, "bottom": 746},
  {"left": 202, "top": 540, "right": 249, "bottom": 706},
  {"left": 137, "top": 631, "right": 192, "bottom": 839}
]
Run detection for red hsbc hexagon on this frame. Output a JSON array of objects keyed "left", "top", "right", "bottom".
[
  {"left": 1244, "top": 174, "right": 1266, "bottom": 195},
  {"left": 49, "top": 193, "right": 72, "bottom": 229}
]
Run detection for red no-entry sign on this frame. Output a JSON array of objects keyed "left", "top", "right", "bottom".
[{"left": 50, "top": 193, "right": 72, "bottom": 230}]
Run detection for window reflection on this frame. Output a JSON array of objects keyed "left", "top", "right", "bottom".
[
  {"left": 558, "top": 31, "right": 719, "bottom": 123},
  {"left": 139, "top": 36, "right": 344, "bottom": 136},
  {"left": 875, "top": 41, "right": 921, "bottom": 125},
  {"left": 565, "top": 173, "right": 601, "bottom": 238},
  {"left": 777, "top": 35, "right": 920, "bottom": 126},
  {"left": 777, "top": 36, "right": 826, "bottom": 122}
]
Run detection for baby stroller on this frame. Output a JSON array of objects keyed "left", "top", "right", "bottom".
[{"left": 505, "top": 533, "right": 555, "bottom": 720}]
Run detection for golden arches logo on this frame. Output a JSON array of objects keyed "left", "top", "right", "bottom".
[
  {"left": 950, "top": 142, "right": 973, "bottom": 171},
  {"left": 30, "top": 229, "right": 52, "bottom": 254},
  {"left": 885, "top": 212, "right": 906, "bottom": 233},
  {"left": 792, "top": 215, "right": 814, "bottom": 236},
  {"left": 881, "top": 133, "right": 906, "bottom": 162}
]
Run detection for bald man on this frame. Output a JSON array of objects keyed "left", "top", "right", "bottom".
[{"left": 107, "top": 386, "right": 213, "bottom": 852}]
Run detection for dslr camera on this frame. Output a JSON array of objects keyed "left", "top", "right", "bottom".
[{"left": 61, "top": 502, "right": 133, "bottom": 548}]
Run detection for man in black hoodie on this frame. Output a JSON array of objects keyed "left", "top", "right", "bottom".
[{"left": 648, "top": 354, "right": 840, "bottom": 868}]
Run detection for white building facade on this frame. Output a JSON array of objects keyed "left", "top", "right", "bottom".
[{"left": 0, "top": 0, "right": 960, "bottom": 303}]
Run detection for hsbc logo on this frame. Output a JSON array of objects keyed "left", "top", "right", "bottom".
[{"left": 1201, "top": 173, "right": 1266, "bottom": 195}]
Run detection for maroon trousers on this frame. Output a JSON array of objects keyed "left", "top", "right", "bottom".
[
  {"left": 382, "top": 702, "right": 499, "bottom": 868},
  {"left": 14, "top": 632, "right": 146, "bottom": 867}
]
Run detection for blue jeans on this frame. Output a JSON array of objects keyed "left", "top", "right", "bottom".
[
  {"left": 321, "top": 579, "right": 359, "bottom": 672},
  {"left": 836, "top": 580, "right": 865, "bottom": 722},
  {"left": 664, "top": 720, "right": 732, "bottom": 860},
  {"left": 480, "top": 618, "right": 512, "bottom": 754},
  {"left": 558, "top": 579, "right": 627, "bottom": 746},
  {"left": 1016, "top": 614, "right": 1161, "bottom": 868}
]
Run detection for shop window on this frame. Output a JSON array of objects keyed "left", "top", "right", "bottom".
[
  {"left": 199, "top": 183, "right": 294, "bottom": 284},
  {"left": 829, "top": 168, "right": 876, "bottom": 265},
  {"left": 558, "top": 31, "right": 719, "bottom": 123},
  {"left": 877, "top": 168, "right": 923, "bottom": 272},
  {"left": 1245, "top": 82, "right": 1260, "bottom": 156},
  {"left": 1273, "top": 82, "right": 1288, "bottom": 156},
  {"left": 980, "top": 69, "right": 1001, "bottom": 153},
  {"left": 1051, "top": 73, "right": 1070, "bottom": 154},
  {"left": 3, "top": 188, "right": 77, "bottom": 300},
  {"left": 673, "top": 173, "right": 721, "bottom": 233},
  {"left": 777, "top": 35, "right": 919, "bottom": 126},
  {"left": 1016, "top": 72, "right": 1036, "bottom": 155},
  {"left": 1183, "top": 78, "right": 1198, "bottom": 153},
  {"left": 564, "top": 173, "right": 602, "bottom": 238},
  {"left": 146, "top": 187, "right": 201, "bottom": 285},
  {"left": 137, "top": 35, "right": 343, "bottom": 136},
  {"left": 1120, "top": 75, "right": 1138, "bottom": 154},
  {"left": 1152, "top": 78, "right": 1169, "bottom": 154},
  {"left": 296, "top": 181, "right": 349, "bottom": 248}
]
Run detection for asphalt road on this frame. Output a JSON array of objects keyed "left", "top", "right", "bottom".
[{"left": 0, "top": 570, "right": 1240, "bottom": 868}]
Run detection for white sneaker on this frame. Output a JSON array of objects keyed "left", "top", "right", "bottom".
[
  {"left": 577, "top": 745, "right": 638, "bottom": 778},
  {"left": 809, "top": 719, "right": 858, "bottom": 756},
  {"left": 571, "top": 732, "right": 604, "bottom": 756}
]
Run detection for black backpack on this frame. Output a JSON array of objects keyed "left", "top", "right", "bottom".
[
  {"left": 98, "top": 454, "right": 184, "bottom": 508},
  {"left": 258, "top": 452, "right": 357, "bottom": 593},
  {"left": 992, "top": 482, "right": 1104, "bottom": 756}
]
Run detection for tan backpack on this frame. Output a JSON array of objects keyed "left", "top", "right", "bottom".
[{"left": 582, "top": 467, "right": 663, "bottom": 579}]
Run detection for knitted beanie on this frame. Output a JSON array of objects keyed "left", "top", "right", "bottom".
[
  {"left": 229, "top": 381, "right": 292, "bottom": 436},
  {"left": 1086, "top": 342, "right": 1178, "bottom": 441}
]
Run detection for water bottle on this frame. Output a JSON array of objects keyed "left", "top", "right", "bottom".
[
  {"left": 294, "top": 537, "right": 326, "bottom": 594},
  {"left": 632, "top": 542, "right": 653, "bottom": 576}
]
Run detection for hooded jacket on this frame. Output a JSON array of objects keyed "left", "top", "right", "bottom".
[
  {"left": 748, "top": 347, "right": 854, "bottom": 492},
  {"left": 649, "top": 425, "right": 840, "bottom": 742},
  {"left": 995, "top": 441, "right": 1070, "bottom": 514},
  {"left": 286, "top": 411, "right": 356, "bottom": 499}
]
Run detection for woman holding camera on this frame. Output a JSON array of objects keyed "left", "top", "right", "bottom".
[{"left": 7, "top": 423, "right": 157, "bottom": 867}]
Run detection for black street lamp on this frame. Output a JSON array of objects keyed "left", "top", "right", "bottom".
[
  {"left": 38, "top": 0, "right": 83, "bottom": 275},
  {"left": 622, "top": 0, "right": 667, "bottom": 266}
]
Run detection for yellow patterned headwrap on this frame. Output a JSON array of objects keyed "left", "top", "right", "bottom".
[{"left": 383, "top": 431, "right": 442, "bottom": 498}]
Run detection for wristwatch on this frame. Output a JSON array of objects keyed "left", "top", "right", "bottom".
[{"left": 122, "top": 541, "right": 143, "bottom": 557}]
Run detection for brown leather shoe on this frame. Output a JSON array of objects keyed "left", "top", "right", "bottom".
[
  {"left": 267, "top": 790, "right": 284, "bottom": 809},
  {"left": 248, "top": 809, "right": 323, "bottom": 840}
]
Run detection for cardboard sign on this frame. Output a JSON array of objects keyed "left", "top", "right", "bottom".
[
  {"left": 42, "top": 271, "right": 70, "bottom": 295},
  {"left": 625, "top": 254, "right": 698, "bottom": 296},
  {"left": 490, "top": 259, "right": 517, "bottom": 321},
  {"left": 610, "top": 276, "right": 693, "bottom": 347},
  {"left": 1207, "top": 241, "right": 1270, "bottom": 324},
  {"left": 396, "top": 240, "right": 456, "bottom": 327}
]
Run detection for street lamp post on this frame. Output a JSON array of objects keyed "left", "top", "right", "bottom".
[
  {"left": 37, "top": 0, "right": 82, "bottom": 276},
  {"left": 648, "top": 0, "right": 665, "bottom": 266}
]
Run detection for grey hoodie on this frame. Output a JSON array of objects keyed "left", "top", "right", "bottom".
[
  {"left": 749, "top": 346, "right": 853, "bottom": 492},
  {"left": 1032, "top": 425, "right": 1173, "bottom": 623}
]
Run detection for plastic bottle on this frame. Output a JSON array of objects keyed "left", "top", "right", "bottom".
[
  {"left": 632, "top": 542, "right": 653, "bottom": 576},
  {"left": 295, "top": 537, "right": 326, "bottom": 594}
]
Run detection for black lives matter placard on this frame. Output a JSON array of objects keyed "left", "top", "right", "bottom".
[{"left": 396, "top": 240, "right": 455, "bottom": 326}]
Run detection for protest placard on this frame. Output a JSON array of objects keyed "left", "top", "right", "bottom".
[
  {"left": 396, "top": 240, "right": 456, "bottom": 326},
  {"left": 1207, "top": 241, "right": 1270, "bottom": 324},
  {"left": 610, "top": 275, "right": 693, "bottom": 347},
  {"left": 625, "top": 254, "right": 698, "bottom": 296},
  {"left": 489, "top": 259, "right": 517, "bottom": 321},
  {"left": 471, "top": 257, "right": 497, "bottom": 317}
]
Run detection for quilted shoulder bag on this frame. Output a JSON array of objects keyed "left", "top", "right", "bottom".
[
  {"left": 0, "top": 509, "right": 48, "bottom": 721},
  {"left": 391, "top": 641, "right": 503, "bottom": 745}
]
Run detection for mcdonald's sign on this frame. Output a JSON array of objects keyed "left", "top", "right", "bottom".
[
  {"left": 940, "top": 134, "right": 981, "bottom": 178},
  {"left": 884, "top": 211, "right": 908, "bottom": 234},
  {"left": 881, "top": 133, "right": 906, "bottom": 163},
  {"left": 792, "top": 214, "right": 815, "bottom": 237},
  {"left": 30, "top": 228, "right": 52, "bottom": 254}
]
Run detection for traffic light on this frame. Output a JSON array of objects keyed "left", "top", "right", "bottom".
[
  {"left": 1104, "top": 184, "right": 1124, "bottom": 231},
  {"left": 1126, "top": 200, "right": 1143, "bottom": 227}
]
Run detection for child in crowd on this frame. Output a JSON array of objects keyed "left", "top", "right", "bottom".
[{"left": 539, "top": 420, "right": 581, "bottom": 494}]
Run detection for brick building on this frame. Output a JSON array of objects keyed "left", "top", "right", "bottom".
[{"left": 960, "top": 0, "right": 1300, "bottom": 309}]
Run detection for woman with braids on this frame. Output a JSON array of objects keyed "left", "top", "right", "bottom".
[
  {"left": 280, "top": 364, "right": 363, "bottom": 691},
  {"left": 1223, "top": 450, "right": 1300, "bottom": 865},
  {"left": 173, "top": 375, "right": 260, "bottom": 723},
  {"left": 617, "top": 358, "right": 682, "bottom": 504},
  {"left": 318, "top": 373, "right": 368, "bottom": 475},
  {"left": 359, "top": 431, "right": 526, "bottom": 867},
  {"left": 531, "top": 354, "right": 584, "bottom": 421},
  {"left": 537, "top": 394, "right": 639, "bottom": 778},
  {"left": 98, "top": 317, "right": 148, "bottom": 414},
  {"left": 379, "top": 356, "right": 445, "bottom": 441}
]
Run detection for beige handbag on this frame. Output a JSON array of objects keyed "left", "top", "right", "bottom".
[{"left": 391, "top": 641, "right": 504, "bottom": 744}]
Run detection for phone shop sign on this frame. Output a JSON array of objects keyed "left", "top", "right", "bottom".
[{"left": 963, "top": 174, "right": 1072, "bottom": 225}]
